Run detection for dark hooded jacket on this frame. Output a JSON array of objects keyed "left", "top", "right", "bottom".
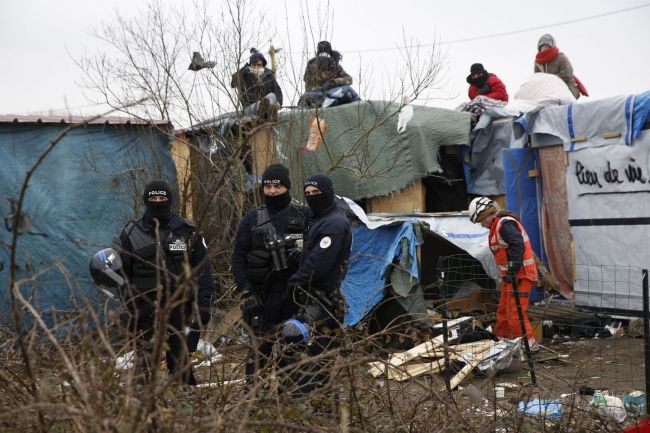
[
  {"left": 303, "top": 53, "right": 353, "bottom": 92},
  {"left": 231, "top": 65, "right": 283, "bottom": 107}
]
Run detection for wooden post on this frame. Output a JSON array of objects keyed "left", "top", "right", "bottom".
[
  {"left": 366, "top": 180, "right": 425, "bottom": 214},
  {"left": 268, "top": 43, "right": 281, "bottom": 78},
  {"left": 250, "top": 126, "right": 275, "bottom": 180},
  {"left": 170, "top": 132, "right": 194, "bottom": 219}
]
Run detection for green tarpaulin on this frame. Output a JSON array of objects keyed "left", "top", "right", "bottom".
[{"left": 276, "top": 100, "right": 471, "bottom": 200}]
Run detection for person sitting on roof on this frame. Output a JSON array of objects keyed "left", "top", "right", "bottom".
[
  {"left": 534, "top": 34, "right": 588, "bottom": 99},
  {"left": 231, "top": 48, "right": 283, "bottom": 121},
  {"left": 298, "top": 41, "right": 360, "bottom": 108},
  {"left": 466, "top": 63, "right": 509, "bottom": 102}
]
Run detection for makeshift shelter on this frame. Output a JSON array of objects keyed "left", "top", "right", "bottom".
[
  {"left": 275, "top": 100, "right": 472, "bottom": 212},
  {"left": 339, "top": 199, "right": 498, "bottom": 328},
  {"left": 524, "top": 91, "right": 650, "bottom": 312},
  {"left": 0, "top": 115, "right": 176, "bottom": 323}
]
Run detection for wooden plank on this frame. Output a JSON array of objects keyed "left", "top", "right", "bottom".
[
  {"left": 391, "top": 342, "right": 495, "bottom": 382},
  {"left": 368, "top": 335, "right": 493, "bottom": 379},
  {"left": 388, "top": 358, "right": 448, "bottom": 381},
  {"left": 366, "top": 180, "right": 425, "bottom": 214},
  {"left": 367, "top": 334, "right": 445, "bottom": 378},
  {"left": 447, "top": 344, "right": 494, "bottom": 390},
  {"left": 569, "top": 135, "right": 588, "bottom": 143},
  {"left": 601, "top": 131, "right": 621, "bottom": 139}
]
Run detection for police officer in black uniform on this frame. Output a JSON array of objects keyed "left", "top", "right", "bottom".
[
  {"left": 106, "top": 180, "right": 213, "bottom": 386},
  {"left": 281, "top": 173, "right": 352, "bottom": 394},
  {"left": 231, "top": 164, "right": 310, "bottom": 379}
]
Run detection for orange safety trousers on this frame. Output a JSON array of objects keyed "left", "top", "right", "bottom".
[{"left": 493, "top": 278, "right": 534, "bottom": 340}]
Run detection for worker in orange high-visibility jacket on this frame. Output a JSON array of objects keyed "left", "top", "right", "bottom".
[{"left": 468, "top": 197, "right": 539, "bottom": 350}]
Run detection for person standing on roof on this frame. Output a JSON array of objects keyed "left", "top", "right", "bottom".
[
  {"left": 231, "top": 164, "right": 311, "bottom": 384},
  {"left": 468, "top": 197, "right": 539, "bottom": 350},
  {"left": 231, "top": 48, "right": 283, "bottom": 121},
  {"left": 534, "top": 34, "right": 588, "bottom": 99},
  {"left": 299, "top": 41, "right": 360, "bottom": 108},
  {"left": 466, "top": 63, "right": 509, "bottom": 102}
]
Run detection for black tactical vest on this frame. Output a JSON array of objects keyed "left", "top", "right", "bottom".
[
  {"left": 246, "top": 203, "right": 307, "bottom": 289},
  {"left": 124, "top": 217, "right": 196, "bottom": 292},
  {"left": 251, "top": 202, "right": 307, "bottom": 250}
]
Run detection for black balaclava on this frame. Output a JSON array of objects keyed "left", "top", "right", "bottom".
[
  {"left": 262, "top": 164, "right": 292, "bottom": 210},
  {"left": 304, "top": 173, "right": 335, "bottom": 217},
  {"left": 143, "top": 180, "right": 173, "bottom": 227},
  {"left": 466, "top": 63, "right": 488, "bottom": 88}
]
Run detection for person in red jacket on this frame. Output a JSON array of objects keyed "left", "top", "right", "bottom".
[
  {"left": 469, "top": 197, "right": 539, "bottom": 350},
  {"left": 466, "top": 63, "right": 509, "bottom": 102}
]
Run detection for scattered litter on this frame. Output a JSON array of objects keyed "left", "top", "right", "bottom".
[
  {"left": 560, "top": 392, "right": 576, "bottom": 398},
  {"left": 591, "top": 391, "right": 627, "bottom": 423},
  {"left": 494, "top": 386, "right": 505, "bottom": 399},
  {"left": 517, "top": 399, "right": 562, "bottom": 419},
  {"left": 496, "top": 382, "right": 519, "bottom": 389},
  {"left": 196, "top": 378, "right": 246, "bottom": 388},
  {"left": 467, "top": 407, "right": 508, "bottom": 418},
  {"left": 605, "top": 322, "right": 624, "bottom": 337},
  {"left": 623, "top": 391, "right": 646, "bottom": 416},
  {"left": 476, "top": 338, "right": 521, "bottom": 375},
  {"left": 194, "top": 339, "right": 223, "bottom": 367},
  {"left": 115, "top": 351, "right": 135, "bottom": 370}
]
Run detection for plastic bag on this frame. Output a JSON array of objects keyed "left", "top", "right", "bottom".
[{"left": 591, "top": 392, "right": 627, "bottom": 423}]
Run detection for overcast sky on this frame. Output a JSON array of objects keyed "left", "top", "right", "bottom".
[{"left": 2, "top": 0, "right": 649, "bottom": 119}]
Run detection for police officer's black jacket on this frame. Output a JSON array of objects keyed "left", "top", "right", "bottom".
[
  {"left": 111, "top": 214, "right": 213, "bottom": 320},
  {"left": 231, "top": 202, "right": 310, "bottom": 294},
  {"left": 287, "top": 202, "right": 352, "bottom": 296}
]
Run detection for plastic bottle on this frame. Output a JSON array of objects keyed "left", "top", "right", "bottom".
[{"left": 592, "top": 390, "right": 607, "bottom": 407}]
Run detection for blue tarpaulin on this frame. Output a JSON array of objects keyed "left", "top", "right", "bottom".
[
  {"left": 503, "top": 148, "right": 543, "bottom": 302},
  {"left": 0, "top": 123, "right": 176, "bottom": 322},
  {"left": 340, "top": 221, "right": 421, "bottom": 326},
  {"left": 631, "top": 90, "right": 650, "bottom": 141}
]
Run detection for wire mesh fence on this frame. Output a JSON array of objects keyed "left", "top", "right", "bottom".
[{"left": 414, "top": 254, "right": 650, "bottom": 430}]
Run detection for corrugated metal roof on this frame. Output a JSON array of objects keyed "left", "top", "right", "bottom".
[{"left": 0, "top": 114, "right": 170, "bottom": 126}]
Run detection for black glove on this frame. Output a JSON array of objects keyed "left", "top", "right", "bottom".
[
  {"left": 240, "top": 289, "right": 262, "bottom": 318},
  {"left": 287, "top": 248, "right": 303, "bottom": 268},
  {"left": 321, "top": 80, "right": 335, "bottom": 91}
]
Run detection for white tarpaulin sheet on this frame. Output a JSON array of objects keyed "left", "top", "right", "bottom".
[{"left": 566, "top": 129, "right": 650, "bottom": 311}]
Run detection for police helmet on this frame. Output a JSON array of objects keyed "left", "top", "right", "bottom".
[{"left": 89, "top": 248, "right": 125, "bottom": 288}]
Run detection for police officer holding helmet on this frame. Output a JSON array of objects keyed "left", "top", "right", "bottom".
[
  {"left": 231, "top": 164, "right": 311, "bottom": 380},
  {"left": 281, "top": 173, "right": 352, "bottom": 394},
  {"left": 90, "top": 180, "right": 214, "bottom": 386}
]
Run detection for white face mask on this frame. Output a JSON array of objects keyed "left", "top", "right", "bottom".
[
  {"left": 250, "top": 66, "right": 264, "bottom": 77},
  {"left": 318, "top": 52, "right": 331, "bottom": 58}
]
